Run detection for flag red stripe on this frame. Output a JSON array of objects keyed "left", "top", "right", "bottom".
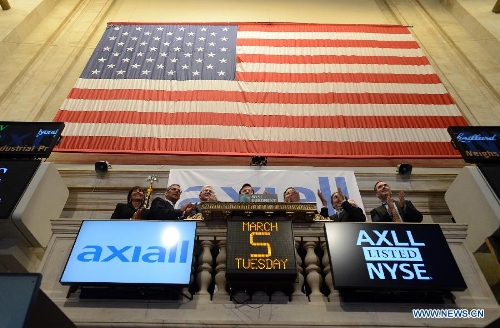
[
  {"left": 237, "top": 24, "right": 412, "bottom": 34},
  {"left": 237, "top": 38, "right": 420, "bottom": 49},
  {"left": 67, "top": 89, "right": 456, "bottom": 105},
  {"left": 54, "top": 110, "right": 468, "bottom": 129},
  {"left": 236, "top": 54, "right": 430, "bottom": 65},
  {"left": 106, "top": 22, "right": 412, "bottom": 34},
  {"left": 236, "top": 72, "right": 440, "bottom": 83},
  {"left": 55, "top": 136, "right": 460, "bottom": 158}
]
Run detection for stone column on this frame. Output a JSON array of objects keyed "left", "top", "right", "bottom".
[
  {"left": 303, "top": 240, "right": 325, "bottom": 302},
  {"left": 213, "top": 238, "right": 229, "bottom": 301},
  {"left": 196, "top": 239, "right": 214, "bottom": 301},
  {"left": 291, "top": 238, "right": 307, "bottom": 302},
  {"left": 320, "top": 240, "right": 338, "bottom": 301},
  {"left": 181, "top": 260, "right": 194, "bottom": 301}
]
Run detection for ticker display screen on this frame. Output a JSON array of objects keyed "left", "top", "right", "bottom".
[
  {"left": 448, "top": 126, "right": 500, "bottom": 164},
  {"left": 324, "top": 223, "right": 467, "bottom": 291},
  {"left": 226, "top": 219, "right": 297, "bottom": 283},
  {"left": 0, "top": 160, "right": 41, "bottom": 219},
  {"left": 0, "top": 122, "right": 64, "bottom": 158}
]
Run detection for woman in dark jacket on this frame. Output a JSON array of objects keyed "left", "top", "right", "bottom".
[{"left": 110, "top": 186, "right": 149, "bottom": 220}]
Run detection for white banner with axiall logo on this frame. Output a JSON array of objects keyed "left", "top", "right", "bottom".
[{"left": 169, "top": 169, "right": 364, "bottom": 217}]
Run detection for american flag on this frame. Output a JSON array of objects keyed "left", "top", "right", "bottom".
[{"left": 53, "top": 23, "right": 467, "bottom": 158}]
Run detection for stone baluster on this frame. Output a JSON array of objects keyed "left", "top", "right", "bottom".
[
  {"left": 303, "top": 240, "right": 325, "bottom": 302},
  {"left": 291, "top": 238, "right": 307, "bottom": 303},
  {"left": 181, "top": 254, "right": 195, "bottom": 301},
  {"left": 213, "top": 238, "right": 229, "bottom": 301},
  {"left": 320, "top": 240, "right": 337, "bottom": 301},
  {"left": 196, "top": 239, "right": 214, "bottom": 301}
]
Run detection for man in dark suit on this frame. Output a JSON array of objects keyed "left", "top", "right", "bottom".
[
  {"left": 149, "top": 183, "right": 196, "bottom": 220},
  {"left": 110, "top": 186, "right": 150, "bottom": 220},
  {"left": 317, "top": 188, "right": 366, "bottom": 222},
  {"left": 370, "top": 181, "right": 423, "bottom": 223}
]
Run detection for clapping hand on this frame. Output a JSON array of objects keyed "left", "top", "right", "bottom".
[
  {"left": 387, "top": 192, "right": 397, "bottom": 210},
  {"left": 131, "top": 208, "right": 143, "bottom": 220},
  {"left": 348, "top": 199, "right": 358, "bottom": 207},
  {"left": 180, "top": 202, "right": 196, "bottom": 216},
  {"left": 398, "top": 190, "right": 405, "bottom": 208},
  {"left": 317, "top": 189, "right": 327, "bottom": 206},
  {"left": 285, "top": 189, "right": 300, "bottom": 203},
  {"left": 336, "top": 187, "right": 346, "bottom": 202}
]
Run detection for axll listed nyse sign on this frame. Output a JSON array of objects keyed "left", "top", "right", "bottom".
[{"left": 324, "top": 223, "right": 466, "bottom": 291}]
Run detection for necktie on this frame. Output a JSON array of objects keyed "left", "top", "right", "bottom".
[
  {"left": 389, "top": 203, "right": 402, "bottom": 222},
  {"left": 383, "top": 202, "right": 401, "bottom": 222}
]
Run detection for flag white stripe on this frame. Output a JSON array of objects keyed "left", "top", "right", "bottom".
[
  {"left": 61, "top": 123, "right": 452, "bottom": 142},
  {"left": 60, "top": 99, "right": 462, "bottom": 117},
  {"left": 236, "top": 62, "right": 434, "bottom": 75},
  {"left": 236, "top": 46, "right": 425, "bottom": 57},
  {"left": 71, "top": 79, "right": 446, "bottom": 94},
  {"left": 236, "top": 31, "right": 417, "bottom": 42}
]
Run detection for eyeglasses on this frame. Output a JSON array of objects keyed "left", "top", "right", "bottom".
[{"left": 168, "top": 187, "right": 182, "bottom": 193}]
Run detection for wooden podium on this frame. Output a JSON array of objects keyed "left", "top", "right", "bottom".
[
  {"left": 188, "top": 201, "right": 326, "bottom": 221},
  {"left": 187, "top": 202, "right": 328, "bottom": 300}
]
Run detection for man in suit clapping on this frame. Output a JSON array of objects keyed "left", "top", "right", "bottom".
[
  {"left": 149, "top": 183, "right": 196, "bottom": 220},
  {"left": 370, "top": 181, "right": 422, "bottom": 223},
  {"left": 317, "top": 188, "right": 366, "bottom": 222}
]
